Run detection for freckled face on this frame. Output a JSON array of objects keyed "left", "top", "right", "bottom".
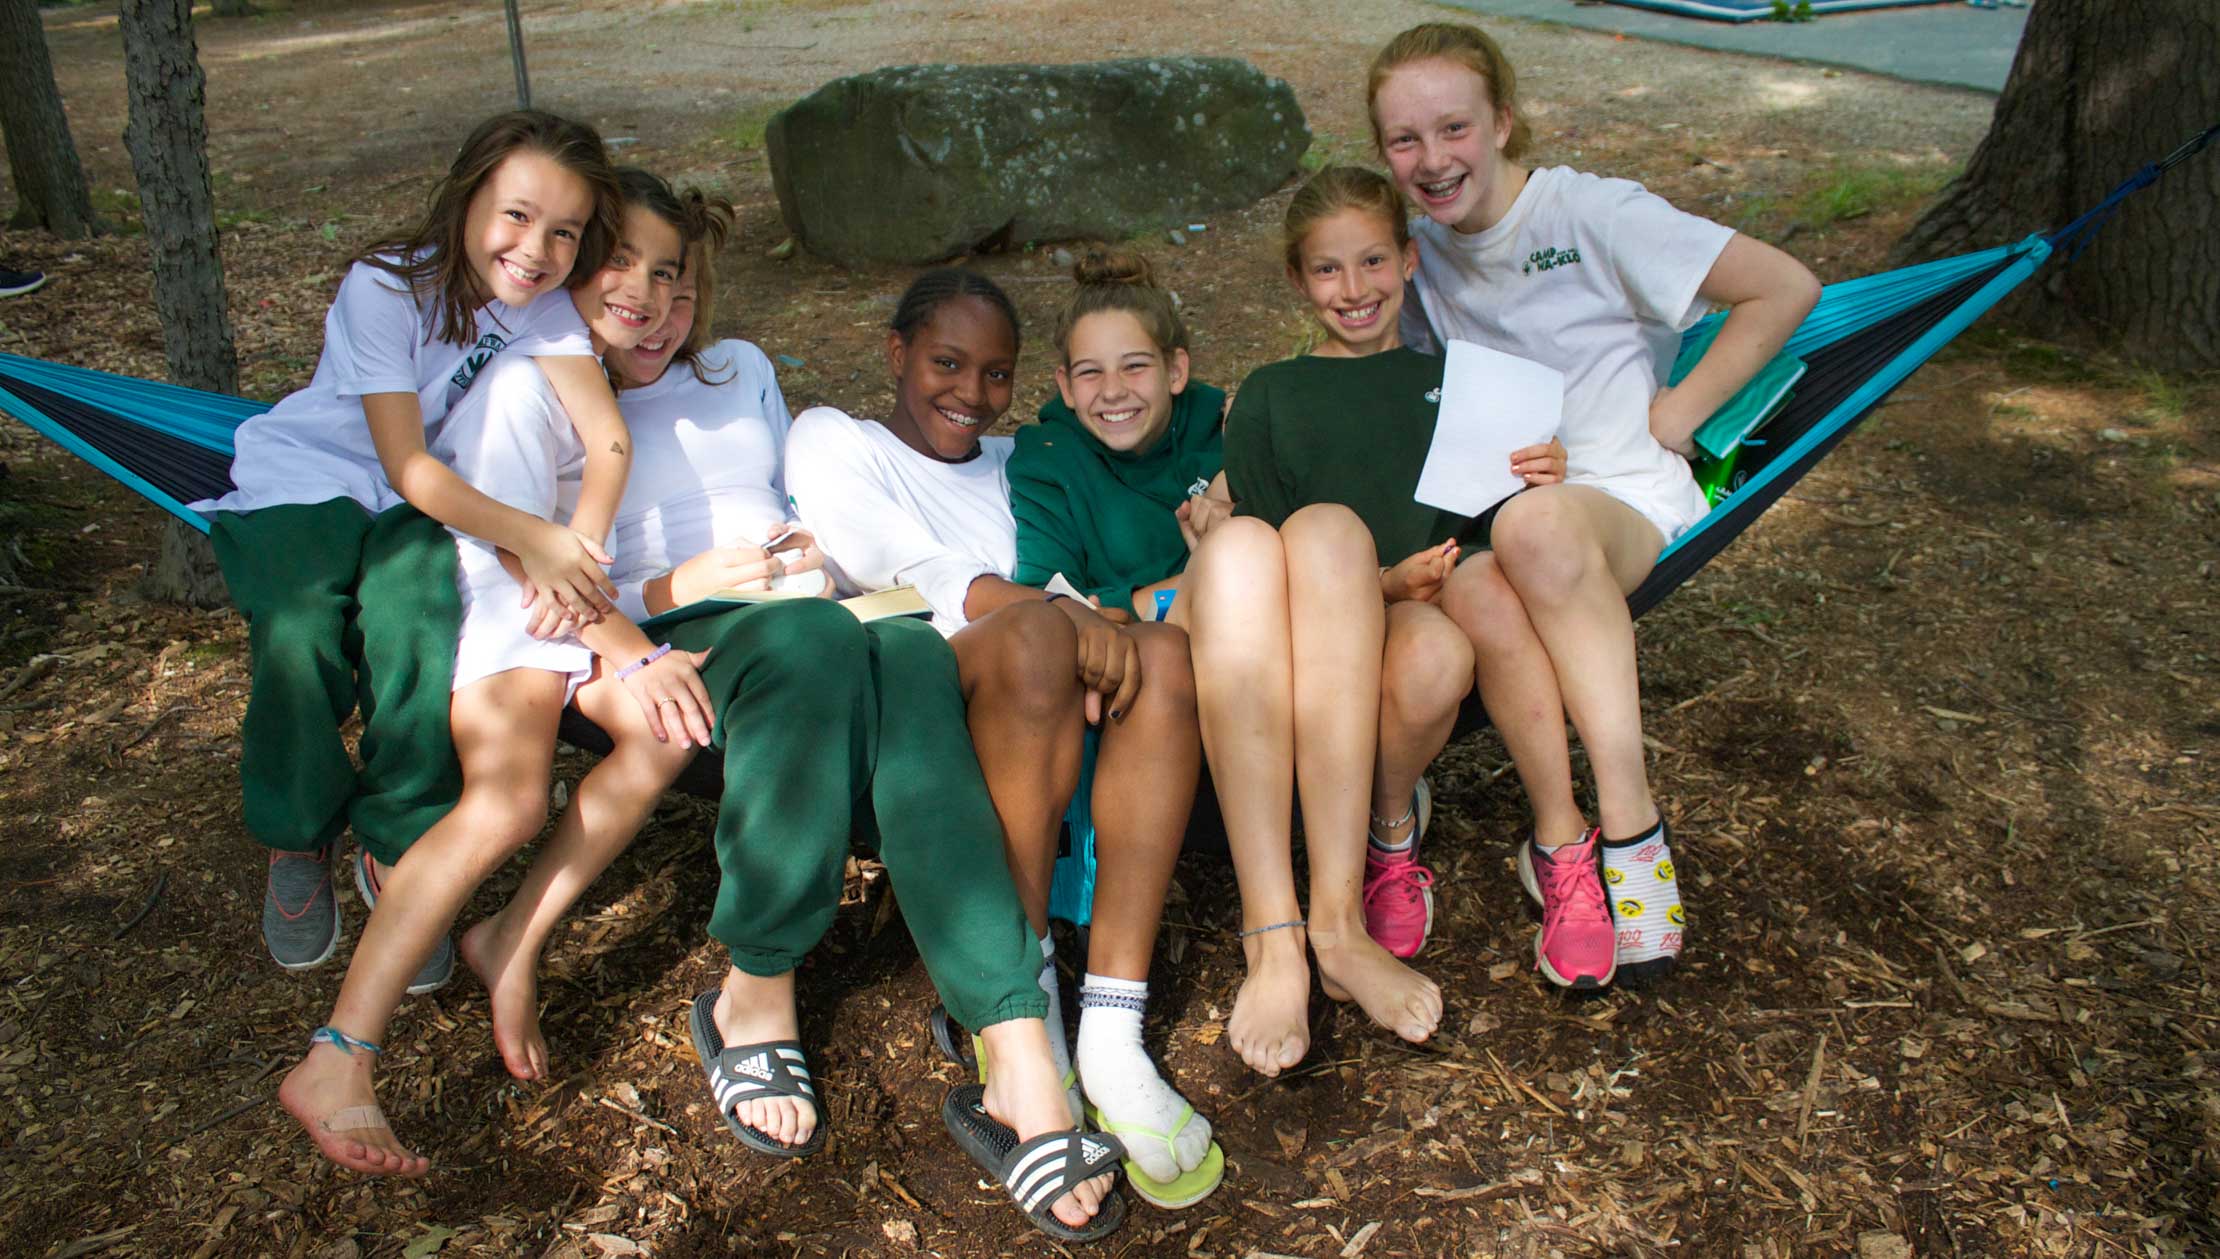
[
  {"left": 1373, "top": 57, "right": 1517, "bottom": 235},
  {"left": 1055, "top": 310, "right": 1190, "bottom": 455},
  {"left": 884, "top": 295, "right": 1018, "bottom": 462}
]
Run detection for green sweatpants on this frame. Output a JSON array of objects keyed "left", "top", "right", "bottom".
[
  {"left": 656, "top": 599, "right": 1045, "bottom": 1032},
  {"left": 209, "top": 499, "right": 463, "bottom": 867}
]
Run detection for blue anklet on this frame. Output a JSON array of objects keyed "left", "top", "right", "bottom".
[{"left": 310, "top": 1025, "right": 383, "bottom": 1056}]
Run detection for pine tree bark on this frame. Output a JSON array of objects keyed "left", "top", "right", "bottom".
[
  {"left": 1894, "top": 0, "right": 2220, "bottom": 370},
  {"left": 0, "top": 0, "right": 102, "bottom": 237},
  {"left": 120, "top": 0, "right": 236, "bottom": 607}
]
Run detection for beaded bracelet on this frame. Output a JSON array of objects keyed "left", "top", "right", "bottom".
[{"left": 616, "top": 642, "right": 672, "bottom": 680}]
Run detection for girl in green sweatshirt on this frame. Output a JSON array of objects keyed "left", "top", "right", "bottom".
[
  {"left": 1003, "top": 251, "right": 1228, "bottom": 1210},
  {"left": 1009, "top": 251, "right": 1229, "bottom": 619}
]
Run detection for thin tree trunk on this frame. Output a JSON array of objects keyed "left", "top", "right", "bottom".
[
  {"left": 0, "top": 0, "right": 102, "bottom": 237},
  {"left": 119, "top": 0, "right": 236, "bottom": 607},
  {"left": 1894, "top": 0, "right": 2220, "bottom": 370}
]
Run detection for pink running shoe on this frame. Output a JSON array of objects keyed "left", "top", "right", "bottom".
[
  {"left": 1363, "top": 851, "right": 1436, "bottom": 959},
  {"left": 1363, "top": 779, "right": 1435, "bottom": 958},
  {"left": 1516, "top": 830, "right": 1617, "bottom": 990}
]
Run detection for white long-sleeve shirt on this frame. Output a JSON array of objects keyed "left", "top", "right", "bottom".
[{"left": 782, "top": 406, "right": 1015, "bottom": 635}]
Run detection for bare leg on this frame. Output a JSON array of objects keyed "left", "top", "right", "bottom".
[
  {"left": 461, "top": 662, "right": 699, "bottom": 1080},
  {"left": 1084, "top": 621, "right": 1199, "bottom": 982},
  {"left": 1439, "top": 554, "right": 1589, "bottom": 848},
  {"left": 1183, "top": 520, "right": 1310, "bottom": 1077},
  {"left": 1370, "top": 600, "right": 1475, "bottom": 843},
  {"left": 1280, "top": 505, "right": 1441, "bottom": 1044},
  {"left": 951, "top": 601, "right": 1088, "bottom": 934},
  {"left": 1488, "top": 487, "right": 1664, "bottom": 839},
  {"left": 279, "top": 669, "right": 565, "bottom": 1176}
]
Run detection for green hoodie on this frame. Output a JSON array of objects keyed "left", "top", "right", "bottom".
[{"left": 1008, "top": 380, "right": 1227, "bottom": 613}]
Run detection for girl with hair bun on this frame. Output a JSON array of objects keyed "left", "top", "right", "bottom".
[{"left": 998, "top": 248, "right": 1228, "bottom": 1209}]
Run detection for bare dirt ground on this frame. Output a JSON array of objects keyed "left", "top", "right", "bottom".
[{"left": 1, "top": 2, "right": 2215, "bottom": 1257}]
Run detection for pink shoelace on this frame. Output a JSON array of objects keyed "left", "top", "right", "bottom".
[{"left": 1534, "top": 842, "right": 1609, "bottom": 930}]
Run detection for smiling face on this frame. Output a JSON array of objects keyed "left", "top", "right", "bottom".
[
  {"left": 612, "top": 265, "right": 696, "bottom": 389},
  {"left": 1290, "top": 207, "right": 1416, "bottom": 359},
  {"left": 884, "top": 294, "right": 1018, "bottom": 462},
  {"left": 462, "top": 149, "right": 597, "bottom": 307},
  {"left": 572, "top": 204, "right": 684, "bottom": 354},
  {"left": 1054, "top": 310, "right": 1190, "bottom": 455},
  {"left": 1373, "top": 57, "right": 1519, "bottom": 235}
]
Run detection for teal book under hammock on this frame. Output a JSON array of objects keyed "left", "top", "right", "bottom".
[{"left": 3, "top": 122, "right": 2210, "bottom": 926}]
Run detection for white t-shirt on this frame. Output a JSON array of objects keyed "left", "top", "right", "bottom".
[
  {"left": 428, "top": 353, "right": 593, "bottom": 694},
  {"left": 783, "top": 406, "right": 1015, "bottom": 635},
  {"left": 199, "top": 256, "right": 593, "bottom": 517},
  {"left": 1403, "top": 166, "right": 1730, "bottom": 541},
  {"left": 554, "top": 340, "right": 794, "bottom": 622}
]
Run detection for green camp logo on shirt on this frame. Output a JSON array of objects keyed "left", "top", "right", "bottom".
[
  {"left": 448, "top": 332, "right": 510, "bottom": 394},
  {"left": 1522, "top": 246, "right": 1583, "bottom": 275}
]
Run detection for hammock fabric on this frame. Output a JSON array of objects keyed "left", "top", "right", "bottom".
[
  {"left": 1602, "top": 0, "right": 1949, "bottom": 22},
  {"left": 2, "top": 129, "right": 2208, "bottom": 926}
]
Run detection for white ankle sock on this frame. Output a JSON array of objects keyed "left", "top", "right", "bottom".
[
  {"left": 1076, "top": 974, "right": 1212, "bottom": 1185},
  {"left": 1036, "top": 936, "right": 1077, "bottom": 1112},
  {"left": 1602, "top": 819, "right": 1684, "bottom": 965}
]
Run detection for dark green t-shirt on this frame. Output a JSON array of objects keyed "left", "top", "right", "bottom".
[
  {"left": 1224, "top": 348, "right": 1486, "bottom": 564},
  {"left": 1008, "top": 381, "right": 1227, "bottom": 613}
]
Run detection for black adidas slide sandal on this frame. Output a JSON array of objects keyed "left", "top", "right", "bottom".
[
  {"left": 687, "top": 989, "right": 826, "bottom": 1158},
  {"left": 941, "top": 1082, "right": 1125, "bottom": 1243}
]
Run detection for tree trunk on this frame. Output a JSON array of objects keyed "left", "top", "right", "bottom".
[
  {"left": 1894, "top": 0, "right": 2220, "bottom": 370},
  {"left": 0, "top": 0, "right": 102, "bottom": 237},
  {"left": 120, "top": 0, "right": 236, "bottom": 608}
]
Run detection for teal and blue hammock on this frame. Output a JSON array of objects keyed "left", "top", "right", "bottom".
[
  {"left": 1603, "top": 0, "right": 1949, "bottom": 22},
  {"left": 1, "top": 129, "right": 2209, "bottom": 924}
]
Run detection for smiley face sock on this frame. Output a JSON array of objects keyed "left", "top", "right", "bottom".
[{"left": 1602, "top": 818, "right": 1684, "bottom": 977}]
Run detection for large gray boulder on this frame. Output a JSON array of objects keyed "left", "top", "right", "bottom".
[{"left": 766, "top": 58, "right": 1310, "bottom": 268}]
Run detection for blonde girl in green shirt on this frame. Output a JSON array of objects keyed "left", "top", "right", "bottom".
[{"left": 1195, "top": 166, "right": 1564, "bottom": 1078}]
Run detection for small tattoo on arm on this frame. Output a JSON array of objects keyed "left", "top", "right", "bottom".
[{"left": 610, "top": 442, "right": 626, "bottom": 455}]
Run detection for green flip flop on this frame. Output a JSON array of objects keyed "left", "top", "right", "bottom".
[{"left": 1084, "top": 1101, "right": 1226, "bottom": 1210}]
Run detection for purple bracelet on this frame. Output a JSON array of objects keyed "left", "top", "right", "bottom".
[{"left": 615, "top": 642, "right": 672, "bottom": 680}]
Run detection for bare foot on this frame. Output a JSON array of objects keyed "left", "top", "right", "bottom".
[
  {"left": 1311, "top": 925, "right": 1442, "bottom": 1044},
  {"left": 278, "top": 1041, "right": 429, "bottom": 1176},
  {"left": 1227, "top": 928, "right": 1311, "bottom": 1078},
  {"left": 458, "top": 915, "right": 547, "bottom": 1082},
  {"left": 978, "top": 1019, "right": 1114, "bottom": 1230},
  {"left": 714, "top": 969, "right": 816, "bottom": 1149}
]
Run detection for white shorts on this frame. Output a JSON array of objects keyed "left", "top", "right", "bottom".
[
  {"left": 1574, "top": 467, "right": 1710, "bottom": 548},
  {"left": 450, "top": 543, "right": 593, "bottom": 703}
]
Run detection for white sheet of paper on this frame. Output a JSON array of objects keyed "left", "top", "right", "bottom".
[{"left": 1414, "top": 339, "right": 1564, "bottom": 518}]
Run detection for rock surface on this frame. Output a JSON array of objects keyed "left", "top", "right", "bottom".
[{"left": 767, "top": 58, "right": 1309, "bottom": 267}]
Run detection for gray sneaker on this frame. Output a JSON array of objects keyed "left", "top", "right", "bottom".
[
  {"left": 264, "top": 846, "right": 342, "bottom": 970},
  {"left": 353, "top": 848, "right": 455, "bottom": 996}
]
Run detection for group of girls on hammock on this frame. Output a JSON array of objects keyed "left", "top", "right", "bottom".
[{"left": 202, "top": 21, "right": 1816, "bottom": 1242}]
